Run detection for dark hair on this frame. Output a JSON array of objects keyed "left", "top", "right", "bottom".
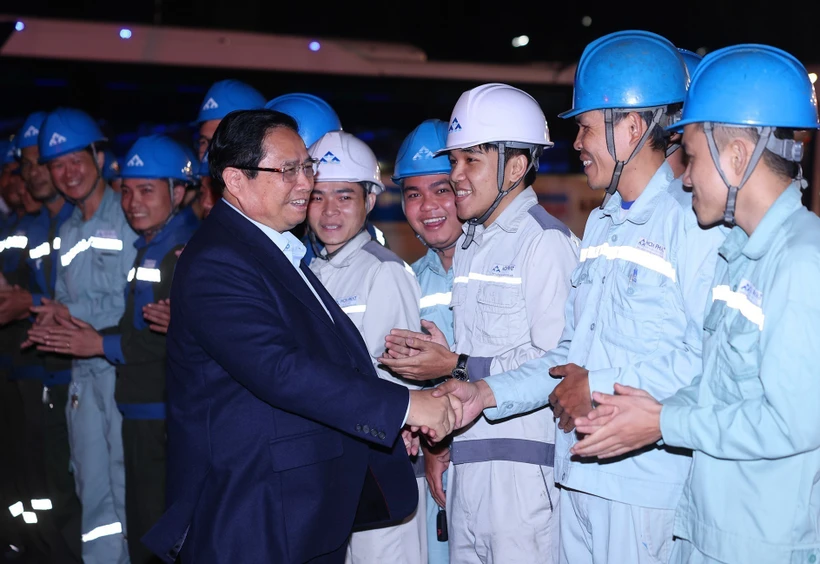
[
  {"left": 706, "top": 124, "right": 799, "bottom": 180},
  {"left": 476, "top": 143, "right": 543, "bottom": 187},
  {"left": 611, "top": 104, "right": 680, "bottom": 152},
  {"left": 208, "top": 109, "right": 299, "bottom": 195}
]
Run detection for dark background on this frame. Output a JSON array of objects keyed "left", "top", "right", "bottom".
[{"left": 2, "top": 1, "right": 819, "bottom": 172}]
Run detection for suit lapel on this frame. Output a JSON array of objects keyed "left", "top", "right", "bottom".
[
  {"left": 211, "top": 201, "right": 374, "bottom": 371},
  {"left": 300, "top": 262, "right": 374, "bottom": 370},
  {"left": 211, "top": 202, "right": 335, "bottom": 332}
]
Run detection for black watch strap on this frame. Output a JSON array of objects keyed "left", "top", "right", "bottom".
[{"left": 451, "top": 353, "right": 469, "bottom": 381}]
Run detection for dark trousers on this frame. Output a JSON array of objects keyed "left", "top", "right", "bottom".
[
  {"left": 41, "top": 383, "right": 82, "bottom": 562},
  {"left": 123, "top": 418, "right": 167, "bottom": 564},
  {"left": 0, "top": 370, "right": 26, "bottom": 550},
  {"left": 14, "top": 379, "right": 82, "bottom": 563}
]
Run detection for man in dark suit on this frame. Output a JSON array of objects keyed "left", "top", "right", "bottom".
[{"left": 142, "top": 109, "right": 460, "bottom": 563}]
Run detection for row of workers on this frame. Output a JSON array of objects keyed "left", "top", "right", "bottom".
[{"left": 3, "top": 27, "right": 820, "bottom": 564}]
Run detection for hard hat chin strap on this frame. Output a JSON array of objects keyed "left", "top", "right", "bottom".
[
  {"left": 601, "top": 107, "right": 665, "bottom": 209},
  {"left": 665, "top": 143, "right": 681, "bottom": 158},
  {"left": 703, "top": 123, "right": 803, "bottom": 225},
  {"left": 415, "top": 233, "right": 458, "bottom": 253},
  {"left": 462, "top": 142, "right": 537, "bottom": 249}
]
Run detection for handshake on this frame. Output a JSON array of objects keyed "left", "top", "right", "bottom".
[
  {"left": 377, "top": 320, "right": 498, "bottom": 455},
  {"left": 401, "top": 380, "right": 495, "bottom": 456}
]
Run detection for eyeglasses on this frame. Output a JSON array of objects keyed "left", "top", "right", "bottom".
[{"left": 232, "top": 159, "right": 319, "bottom": 184}]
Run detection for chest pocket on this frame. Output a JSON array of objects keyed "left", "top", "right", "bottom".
[
  {"left": 476, "top": 282, "right": 526, "bottom": 345},
  {"left": 92, "top": 238, "right": 123, "bottom": 272},
  {"left": 602, "top": 262, "right": 670, "bottom": 356},
  {"left": 712, "top": 312, "right": 763, "bottom": 401}
]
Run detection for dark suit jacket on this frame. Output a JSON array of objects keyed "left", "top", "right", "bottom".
[{"left": 142, "top": 201, "right": 417, "bottom": 563}]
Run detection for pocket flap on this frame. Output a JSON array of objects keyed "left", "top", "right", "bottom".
[{"left": 269, "top": 430, "right": 344, "bottom": 472}]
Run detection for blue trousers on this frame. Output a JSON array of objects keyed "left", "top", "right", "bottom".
[{"left": 66, "top": 359, "right": 129, "bottom": 564}]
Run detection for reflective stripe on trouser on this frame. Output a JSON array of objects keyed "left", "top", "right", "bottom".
[
  {"left": 425, "top": 467, "right": 449, "bottom": 564},
  {"left": 668, "top": 538, "right": 723, "bottom": 564},
  {"left": 0, "top": 369, "right": 27, "bottom": 546},
  {"left": 346, "top": 477, "right": 427, "bottom": 564},
  {"left": 559, "top": 488, "right": 675, "bottom": 564},
  {"left": 66, "top": 360, "right": 129, "bottom": 564},
  {"left": 17, "top": 377, "right": 66, "bottom": 558},
  {"left": 448, "top": 461, "right": 558, "bottom": 564}
]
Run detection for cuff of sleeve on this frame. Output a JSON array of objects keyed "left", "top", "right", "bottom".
[
  {"left": 102, "top": 334, "right": 125, "bottom": 365},
  {"left": 31, "top": 293, "right": 44, "bottom": 307},
  {"left": 587, "top": 367, "right": 619, "bottom": 398},
  {"left": 482, "top": 376, "right": 505, "bottom": 420},
  {"left": 401, "top": 396, "right": 411, "bottom": 427},
  {"left": 659, "top": 404, "right": 692, "bottom": 449},
  {"left": 467, "top": 356, "right": 492, "bottom": 382}
]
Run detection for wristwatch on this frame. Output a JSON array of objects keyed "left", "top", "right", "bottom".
[{"left": 451, "top": 353, "right": 469, "bottom": 382}]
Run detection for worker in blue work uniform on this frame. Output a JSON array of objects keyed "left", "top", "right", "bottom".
[
  {"left": 140, "top": 150, "right": 213, "bottom": 336},
  {"left": 0, "top": 138, "right": 22, "bottom": 234},
  {"left": 569, "top": 43, "right": 820, "bottom": 564},
  {"left": 0, "top": 135, "right": 50, "bottom": 560},
  {"left": 265, "top": 92, "right": 390, "bottom": 260},
  {"left": 0, "top": 135, "right": 28, "bottom": 557},
  {"left": 181, "top": 79, "right": 266, "bottom": 223},
  {"left": 0, "top": 138, "right": 32, "bottom": 287},
  {"left": 25, "top": 107, "right": 137, "bottom": 564},
  {"left": 29, "top": 134, "right": 197, "bottom": 564},
  {"left": 1, "top": 111, "right": 83, "bottom": 563},
  {"left": 392, "top": 119, "right": 463, "bottom": 564}
]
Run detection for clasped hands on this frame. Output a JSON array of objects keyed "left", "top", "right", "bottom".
[{"left": 383, "top": 322, "right": 664, "bottom": 459}]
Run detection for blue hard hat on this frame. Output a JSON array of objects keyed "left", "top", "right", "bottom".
[
  {"left": 16, "top": 111, "right": 49, "bottom": 151},
  {"left": 0, "top": 140, "right": 10, "bottom": 166},
  {"left": 38, "top": 108, "right": 107, "bottom": 163},
  {"left": 392, "top": 119, "right": 451, "bottom": 183},
  {"left": 678, "top": 48, "right": 703, "bottom": 77},
  {"left": 102, "top": 151, "right": 121, "bottom": 181},
  {"left": 671, "top": 44, "right": 819, "bottom": 131},
  {"left": 560, "top": 30, "right": 689, "bottom": 119},
  {"left": 198, "top": 152, "right": 210, "bottom": 177},
  {"left": 173, "top": 140, "right": 198, "bottom": 174},
  {"left": 265, "top": 93, "right": 342, "bottom": 148},
  {"left": 120, "top": 135, "right": 193, "bottom": 181},
  {"left": 196, "top": 79, "right": 266, "bottom": 124},
  {"left": 1, "top": 138, "right": 16, "bottom": 166}
]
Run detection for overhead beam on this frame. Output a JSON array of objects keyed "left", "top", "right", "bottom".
[{"left": 0, "top": 16, "right": 577, "bottom": 85}]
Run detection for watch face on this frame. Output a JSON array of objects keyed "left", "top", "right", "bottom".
[{"left": 452, "top": 369, "right": 469, "bottom": 382}]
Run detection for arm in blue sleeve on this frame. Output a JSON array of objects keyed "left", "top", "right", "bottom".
[{"left": 103, "top": 334, "right": 125, "bottom": 365}]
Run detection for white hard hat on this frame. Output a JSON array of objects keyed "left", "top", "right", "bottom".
[
  {"left": 309, "top": 131, "right": 385, "bottom": 195},
  {"left": 436, "top": 83, "right": 554, "bottom": 155}
]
